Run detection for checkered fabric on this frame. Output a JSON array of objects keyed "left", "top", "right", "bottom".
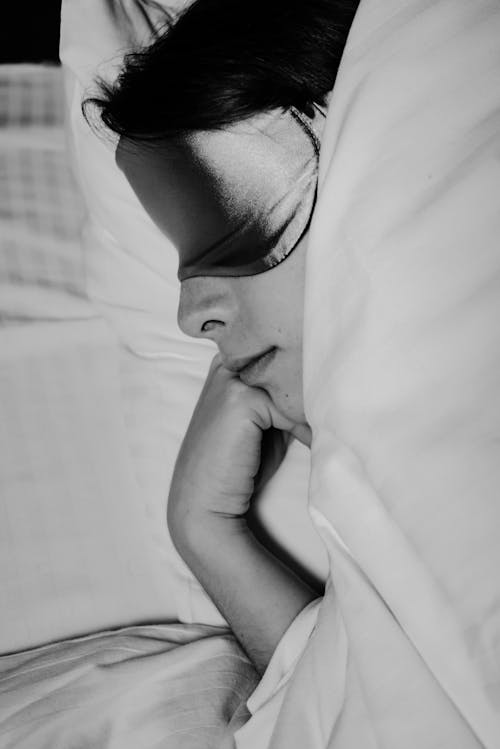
[{"left": 0, "top": 64, "right": 85, "bottom": 302}]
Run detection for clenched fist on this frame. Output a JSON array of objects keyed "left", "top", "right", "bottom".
[{"left": 167, "top": 354, "right": 311, "bottom": 545}]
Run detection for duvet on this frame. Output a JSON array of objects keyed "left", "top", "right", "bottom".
[{"left": 0, "top": 624, "right": 256, "bottom": 749}]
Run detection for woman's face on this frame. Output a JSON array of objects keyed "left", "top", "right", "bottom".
[
  {"left": 116, "top": 142, "right": 308, "bottom": 425},
  {"left": 177, "top": 235, "right": 308, "bottom": 425}
]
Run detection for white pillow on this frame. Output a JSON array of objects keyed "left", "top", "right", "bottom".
[{"left": 60, "top": 0, "right": 329, "bottom": 623}]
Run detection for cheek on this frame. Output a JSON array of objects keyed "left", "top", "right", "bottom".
[
  {"left": 233, "top": 237, "right": 307, "bottom": 348},
  {"left": 269, "top": 365, "right": 305, "bottom": 423},
  {"left": 239, "top": 299, "right": 292, "bottom": 349},
  {"left": 240, "top": 280, "right": 304, "bottom": 348}
]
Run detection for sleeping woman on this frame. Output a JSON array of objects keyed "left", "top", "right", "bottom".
[
  {"left": 88, "top": 0, "right": 360, "bottom": 675},
  {"left": 86, "top": 0, "right": 500, "bottom": 746}
]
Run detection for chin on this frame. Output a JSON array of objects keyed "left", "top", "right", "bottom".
[{"left": 268, "top": 385, "right": 306, "bottom": 426}]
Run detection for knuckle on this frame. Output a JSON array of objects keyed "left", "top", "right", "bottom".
[
  {"left": 225, "top": 379, "right": 247, "bottom": 405},
  {"left": 227, "top": 381, "right": 265, "bottom": 414}
]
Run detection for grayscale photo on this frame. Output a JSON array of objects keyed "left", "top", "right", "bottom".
[{"left": 0, "top": 1, "right": 499, "bottom": 747}]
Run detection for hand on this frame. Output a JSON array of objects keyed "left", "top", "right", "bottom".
[
  {"left": 167, "top": 354, "right": 310, "bottom": 543},
  {"left": 166, "top": 355, "right": 317, "bottom": 672}
]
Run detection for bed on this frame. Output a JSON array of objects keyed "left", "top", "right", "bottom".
[{"left": 1, "top": 0, "right": 499, "bottom": 747}]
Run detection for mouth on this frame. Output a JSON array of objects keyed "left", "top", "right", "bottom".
[{"left": 224, "top": 347, "right": 277, "bottom": 386}]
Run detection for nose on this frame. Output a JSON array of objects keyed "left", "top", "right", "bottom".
[{"left": 177, "top": 278, "right": 231, "bottom": 342}]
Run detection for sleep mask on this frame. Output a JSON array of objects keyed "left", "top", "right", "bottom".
[{"left": 116, "top": 105, "right": 325, "bottom": 281}]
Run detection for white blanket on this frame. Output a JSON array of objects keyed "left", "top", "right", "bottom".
[
  {"left": 0, "top": 623, "right": 257, "bottom": 749},
  {"left": 236, "top": 0, "right": 500, "bottom": 746}
]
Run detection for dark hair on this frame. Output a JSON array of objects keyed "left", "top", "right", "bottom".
[{"left": 85, "top": 0, "right": 359, "bottom": 142}]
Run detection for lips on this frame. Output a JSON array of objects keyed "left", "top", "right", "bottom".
[
  {"left": 228, "top": 347, "right": 277, "bottom": 386},
  {"left": 224, "top": 347, "right": 272, "bottom": 373}
]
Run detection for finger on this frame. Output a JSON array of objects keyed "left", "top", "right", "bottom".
[
  {"left": 208, "top": 352, "right": 223, "bottom": 373},
  {"left": 252, "top": 396, "right": 312, "bottom": 447}
]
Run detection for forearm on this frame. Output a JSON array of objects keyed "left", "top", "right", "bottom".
[{"left": 172, "top": 513, "right": 318, "bottom": 674}]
